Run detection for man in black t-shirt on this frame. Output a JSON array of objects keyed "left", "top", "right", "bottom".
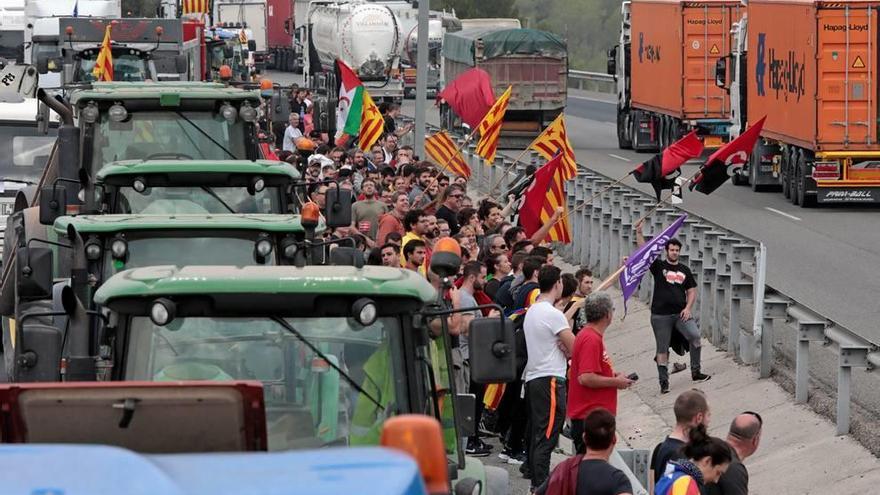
[
  {"left": 636, "top": 222, "right": 711, "bottom": 394},
  {"left": 649, "top": 389, "right": 710, "bottom": 485}
]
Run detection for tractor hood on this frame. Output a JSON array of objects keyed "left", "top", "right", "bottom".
[{"left": 0, "top": 381, "right": 266, "bottom": 453}]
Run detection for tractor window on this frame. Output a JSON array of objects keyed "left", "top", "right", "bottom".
[
  {"left": 76, "top": 53, "right": 148, "bottom": 82},
  {"left": 91, "top": 111, "right": 247, "bottom": 169},
  {"left": 104, "top": 235, "right": 275, "bottom": 278},
  {"left": 124, "top": 316, "right": 403, "bottom": 451},
  {"left": 114, "top": 186, "right": 284, "bottom": 215}
]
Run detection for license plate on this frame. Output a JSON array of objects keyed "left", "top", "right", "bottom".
[{"left": 703, "top": 136, "right": 724, "bottom": 147}]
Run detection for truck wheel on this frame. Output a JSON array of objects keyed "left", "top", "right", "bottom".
[
  {"left": 617, "top": 110, "right": 633, "bottom": 149},
  {"left": 781, "top": 150, "right": 791, "bottom": 199},
  {"left": 797, "top": 162, "right": 817, "bottom": 208}
]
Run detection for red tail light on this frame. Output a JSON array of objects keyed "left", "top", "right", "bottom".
[{"left": 812, "top": 161, "right": 840, "bottom": 180}]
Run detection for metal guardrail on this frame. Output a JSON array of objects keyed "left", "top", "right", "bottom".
[
  {"left": 401, "top": 117, "right": 880, "bottom": 438},
  {"left": 567, "top": 70, "right": 616, "bottom": 94}
]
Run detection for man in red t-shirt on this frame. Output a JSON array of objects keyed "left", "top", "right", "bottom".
[{"left": 566, "top": 292, "right": 636, "bottom": 454}]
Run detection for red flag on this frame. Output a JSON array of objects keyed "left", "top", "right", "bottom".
[
  {"left": 437, "top": 68, "right": 496, "bottom": 128},
  {"left": 518, "top": 154, "right": 571, "bottom": 243},
  {"left": 690, "top": 117, "right": 766, "bottom": 194},
  {"left": 632, "top": 130, "right": 703, "bottom": 199}
]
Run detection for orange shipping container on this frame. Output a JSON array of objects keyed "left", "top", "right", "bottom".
[
  {"left": 749, "top": 0, "right": 879, "bottom": 151},
  {"left": 630, "top": 0, "right": 741, "bottom": 119}
]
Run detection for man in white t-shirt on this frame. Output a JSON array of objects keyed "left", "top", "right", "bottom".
[
  {"left": 282, "top": 113, "right": 303, "bottom": 152},
  {"left": 522, "top": 264, "right": 575, "bottom": 492}
]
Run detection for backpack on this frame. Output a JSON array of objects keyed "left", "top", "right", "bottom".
[{"left": 511, "top": 311, "right": 528, "bottom": 376}]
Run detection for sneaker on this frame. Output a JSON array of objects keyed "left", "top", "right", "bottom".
[
  {"left": 465, "top": 438, "right": 491, "bottom": 457},
  {"left": 497, "top": 448, "right": 513, "bottom": 461},
  {"left": 660, "top": 381, "right": 670, "bottom": 394},
  {"left": 671, "top": 362, "right": 688, "bottom": 374},
  {"left": 507, "top": 451, "right": 526, "bottom": 466},
  {"left": 692, "top": 372, "right": 712, "bottom": 382}
]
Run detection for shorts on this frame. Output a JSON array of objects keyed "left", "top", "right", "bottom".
[{"left": 650, "top": 313, "right": 701, "bottom": 355}]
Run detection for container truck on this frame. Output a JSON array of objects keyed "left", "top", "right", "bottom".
[
  {"left": 715, "top": 0, "right": 880, "bottom": 206},
  {"left": 441, "top": 27, "right": 568, "bottom": 148},
  {"left": 610, "top": 0, "right": 742, "bottom": 152},
  {"left": 304, "top": 0, "right": 404, "bottom": 102}
]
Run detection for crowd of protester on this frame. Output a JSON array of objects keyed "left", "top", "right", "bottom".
[{"left": 265, "top": 86, "right": 762, "bottom": 495}]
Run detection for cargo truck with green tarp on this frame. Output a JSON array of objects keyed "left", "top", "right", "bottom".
[{"left": 440, "top": 27, "right": 568, "bottom": 148}]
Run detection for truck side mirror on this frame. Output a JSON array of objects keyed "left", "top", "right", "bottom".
[
  {"left": 468, "top": 317, "right": 516, "bottom": 383},
  {"left": 39, "top": 187, "right": 66, "bottom": 225},
  {"left": 248, "top": 40, "right": 257, "bottom": 52},
  {"left": 607, "top": 46, "right": 617, "bottom": 76},
  {"left": 36, "top": 56, "right": 49, "bottom": 75},
  {"left": 283, "top": 19, "right": 291, "bottom": 35},
  {"left": 14, "top": 320, "right": 63, "bottom": 382},
  {"left": 175, "top": 54, "right": 188, "bottom": 74},
  {"left": 715, "top": 56, "right": 729, "bottom": 91},
  {"left": 324, "top": 188, "right": 352, "bottom": 228},
  {"left": 16, "top": 246, "right": 53, "bottom": 300}
]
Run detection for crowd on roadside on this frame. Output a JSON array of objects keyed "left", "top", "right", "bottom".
[{"left": 266, "top": 87, "right": 763, "bottom": 495}]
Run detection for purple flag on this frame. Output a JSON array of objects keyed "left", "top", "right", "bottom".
[{"left": 619, "top": 214, "right": 688, "bottom": 314}]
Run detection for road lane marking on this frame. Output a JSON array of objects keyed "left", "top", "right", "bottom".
[
  {"left": 569, "top": 95, "right": 616, "bottom": 104},
  {"left": 765, "top": 207, "right": 801, "bottom": 221},
  {"left": 608, "top": 154, "right": 632, "bottom": 162}
]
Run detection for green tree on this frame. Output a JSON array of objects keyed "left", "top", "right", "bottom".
[
  {"left": 434, "top": 0, "right": 519, "bottom": 19},
  {"left": 517, "top": 0, "right": 621, "bottom": 70}
]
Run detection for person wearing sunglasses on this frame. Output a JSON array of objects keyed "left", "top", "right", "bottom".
[
  {"left": 706, "top": 412, "right": 763, "bottom": 495},
  {"left": 435, "top": 183, "right": 465, "bottom": 235}
]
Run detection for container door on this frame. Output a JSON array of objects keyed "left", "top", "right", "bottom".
[
  {"left": 816, "top": 7, "right": 876, "bottom": 145},
  {"left": 683, "top": 4, "right": 739, "bottom": 118}
]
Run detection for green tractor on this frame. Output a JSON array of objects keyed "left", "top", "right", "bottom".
[{"left": 81, "top": 263, "right": 515, "bottom": 493}]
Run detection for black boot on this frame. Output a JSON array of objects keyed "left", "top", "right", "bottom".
[{"left": 657, "top": 364, "right": 669, "bottom": 394}]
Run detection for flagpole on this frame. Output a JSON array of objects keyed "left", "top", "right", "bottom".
[
  {"left": 596, "top": 264, "right": 626, "bottom": 292},
  {"left": 412, "top": 126, "right": 481, "bottom": 207},
  {"left": 485, "top": 128, "right": 549, "bottom": 194},
  {"left": 633, "top": 170, "right": 700, "bottom": 224}
]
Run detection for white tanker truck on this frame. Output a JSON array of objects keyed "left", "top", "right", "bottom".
[{"left": 304, "top": 0, "right": 403, "bottom": 102}]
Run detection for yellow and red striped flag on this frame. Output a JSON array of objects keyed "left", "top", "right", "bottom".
[
  {"left": 92, "top": 24, "right": 113, "bottom": 82},
  {"left": 425, "top": 131, "right": 471, "bottom": 178},
  {"left": 475, "top": 85, "right": 512, "bottom": 165},
  {"left": 519, "top": 154, "right": 572, "bottom": 243},
  {"left": 530, "top": 114, "right": 578, "bottom": 180},
  {"left": 358, "top": 89, "right": 385, "bottom": 151},
  {"left": 182, "top": 0, "right": 211, "bottom": 14}
]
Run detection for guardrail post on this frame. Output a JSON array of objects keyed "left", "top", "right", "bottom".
[
  {"left": 786, "top": 305, "right": 827, "bottom": 404},
  {"left": 713, "top": 236, "right": 737, "bottom": 347},
  {"left": 730, "top": 244, "right": 757, "bottom": 358},
  {"left": 824, "top": 327, "right": 870, "bottom": 435},
  {"left": 599, "top": 189, "right": 614, "bottom": 277},
  {"left": 760, "top": 294, "right": 790, "bottom": 379}
]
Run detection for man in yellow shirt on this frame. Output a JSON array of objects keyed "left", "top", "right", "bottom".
[{"left": 400, "top": 208, "right": 431, "bottom": 275}]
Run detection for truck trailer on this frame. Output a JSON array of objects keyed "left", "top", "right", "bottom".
[
  {"left": 611, "top": 0, "right": 741, "bottom": 152},
  {"left": 441, "top": 27, "right": 568, "bottom": 148},
  {"left": 717, "top": 0, "right": 880, "bottom": 206}
]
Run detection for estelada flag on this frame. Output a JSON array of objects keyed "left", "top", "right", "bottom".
[
  {"left": 182, "top": 0, "right": 211, "bottom": 14},
  {"left": 437, "top": 68, "right": 495, "bottom": 128},
  {"left": 518, "top": 154, "right": 572, "bottom": 244},
  {"left": 475, "top": 85, "right": 512, "bottom": 165},
  {"left": 425, "top": 131, "right": 471, "bottom": 178},
  {"left": 690, "top": 117, "right": 766, "bottom": 194},
  {"left": 357, "top": 89, "right": 385, "bottom": 151},
  {"left": 92, "top": 24, "right": 113, "bottom": 82},
  {"left": 530, "top": 114, "right": 578, "bottom": 180},
  {"left": 632, "top": 130, "right": 703, "bottom": 200}
]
